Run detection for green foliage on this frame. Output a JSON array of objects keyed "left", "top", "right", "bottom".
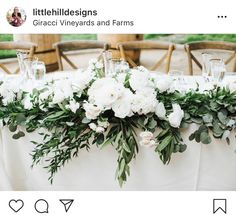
[{"left": 1, "top": 77, "right": 236, "bottom": 186}]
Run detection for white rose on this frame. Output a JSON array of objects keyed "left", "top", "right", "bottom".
[
  {"left": 22, "top": 95, "right": 33, "bottom": 110},
  {"left": 156, "top": 77, "right": 172, "bottom": 93},
  {"left": 52, "top": 90, "right": 65, "bottom": 104},
  {"left": 66, "top": 99, "right": 80, "bottom": 113},
  {"left": 96, "top": 126, "right": 105, "bottom": 133},
  {"left": 89, "top": 123, "right": 97, "bottom": 131},
  {"left": 112, "top": 89, "right": 133, "bottom": 118},
  {"left": 140, "top": 131, "right": 154, "bottom": 140},
  {"left": 116, "top": 73, "right": 127, "bottom": 84},
  {"left": 2, "top": 92, "right": 15, "bottom": 106},
  {"left": 71, "top": 70, "right": 94, "bottom": 92},
  {"left": 168, "top": 104, "right": 184, "bottom": 128},
  {"left": 140, "top": 139, "right": 156, "bottom": 148},
  {"left": 129, "top": 70, "right": 149, "bottom": 91},
  {"left": 131, "top": 88, "right": 157, "bottom": 115},
  {"left": 155, "top": 101, "right": 166, "bottom": 119},
  {"left": 88, "top": 78, "right": 124, "bottom": 109},
  {"left": 83, "top": 102, "right": 102, "bottom": 120}
]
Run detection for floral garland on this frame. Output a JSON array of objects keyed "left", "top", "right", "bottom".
[{"left": 1, "top": 59, "right": 236, "bottom": 186}]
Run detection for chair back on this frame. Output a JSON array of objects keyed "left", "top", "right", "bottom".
[
  {"left": 0, "top": 41, "right": 37, "bottom": 74},
  {"left": 117, "top": 40, "right": 175, "bottom": 73},
  {"left": 185, "top": 41, "right": 236, "bottom": 75},
  {"left": 53, "top": 40, "right": 109, "bottom": 70}
]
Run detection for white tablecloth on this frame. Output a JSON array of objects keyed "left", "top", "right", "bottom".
[
  {"left": 1, "top": 73, "right": 236, "bottom": 191},
  {"left": 1, "top": 124, "right": 236, "bottom": 191}
]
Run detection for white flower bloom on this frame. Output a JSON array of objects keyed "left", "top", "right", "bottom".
[
  {"left": 155, "top": 101, "right": 166, "bottom": 119},
  {"left": 97, "top": 120, "right": 110, "bottom": 128},
  {"left": 112, "top": 89, "right": 133, "bottom": 118},
  {"left": 140, "top": 131, "right": 154, "bottom": 140},
  {"left": 140, "top": 139, "right": 156, "bottom": 148},
  {"left": 89, "top": 123, "right": 97, "bottom": 131},
  {"left": 52, "top": 90, "right": 66, "bottom": 104},
  {"left": 51, "top": 79, "right": 73, "bottom": 104},
  {"left": 88, "top": 78, "right": 124, "bottom": 109},
  {"left": 66, "top": 99, "right": 80, "bottom": 113},
  {"left": 168, "top": 104, "right": 184, "bottom": 128},
  {"left": 137, "top": 66, "right": 149, "bottom": 73},
  {"left": 38, "top": 88, "right": 52, "bottom": 101},
  {"left": 83, "top": 102, "right": 102, "bottom": 120},
  {"left": 139, "top": 131, "right": 156, "bottom": 148},
  {"left": 129, "top": 70, "right": 150, "bottom": 91},
  {"left": 2, "top": 93, "right": 15, "bottom": 106},
  {"left": 96, "top": 126, "right": 105, "bottom": 133},
  {"left": 71, "top": 70, "right": 95, "bottom": 92},
  {"left": 22, "top": 94, "right": 33, "bottom": 110},
  {"left": 156, "top": 77, "right": 172, "bottom": 93},
  {"left": 116, "top": 73, "right": 127, "bottom": 84},
  {"left": 131, "top": 88, "right": 157, "bottom": 115}
]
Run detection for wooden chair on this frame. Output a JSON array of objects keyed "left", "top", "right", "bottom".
[
  {"left": 185, "top": 41, "right": 236, "bottom": 75},
  {"left": 0, "top": 41, "right": 37, "bottom": 74},
  {"left": 117, "top": 41, "right": 175, "bottom": 73},
  {"left": 53, "top": 40, "right": 109, "bottom": 71}
]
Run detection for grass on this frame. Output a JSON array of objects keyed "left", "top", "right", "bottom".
[{"left": 1, "top": 34, "right": 236, "bottom": 59}]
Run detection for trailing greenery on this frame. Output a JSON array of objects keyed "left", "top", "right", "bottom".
[{"left": 1, "top": 67, "right": 236, "bottom": 186}]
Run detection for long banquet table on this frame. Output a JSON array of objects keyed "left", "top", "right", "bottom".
[{"left": 1, "top": 72, "right": 236, "bottom": 191}]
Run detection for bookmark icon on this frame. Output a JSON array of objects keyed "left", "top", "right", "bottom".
[
  {"left": 59, "top": 199, "right": 74, "bottom": 212},
  {"left": 213, "top": 199, "right": 227, "bottom": 214}
]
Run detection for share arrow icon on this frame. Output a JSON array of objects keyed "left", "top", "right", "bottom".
[{"left": 59, "top": 199, "right": 74, "bottom": 212}]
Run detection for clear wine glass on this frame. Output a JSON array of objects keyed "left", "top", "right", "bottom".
[
  {"left": 202, "top": 52, "right": 212, "bottom": 80},
  {"left": 16, "top": 51, "right": 28, "bottom": 75}
]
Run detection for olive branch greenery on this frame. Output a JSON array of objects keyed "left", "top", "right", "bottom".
[{"left": 1, "top": 81, "right": 236, "bottom": 186}]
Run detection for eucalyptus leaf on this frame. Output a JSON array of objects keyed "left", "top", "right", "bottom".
[
  {"left": 9, "top": 124, "right": 17, "bottom": 132},
  {"left": 200, "top": 132, "right": 211, "bottom": 144}
]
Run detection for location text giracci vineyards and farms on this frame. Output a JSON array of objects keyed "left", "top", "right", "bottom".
[{"left": 33, "top": 19, "right": 134, "bottom": 27}]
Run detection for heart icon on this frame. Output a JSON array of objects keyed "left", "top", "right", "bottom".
[{"left": 9, "top": 199, "right": 24, "bottom": 213}]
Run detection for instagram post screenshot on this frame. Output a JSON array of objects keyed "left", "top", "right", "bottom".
[{"left": 0, "top": 0, "right": 236, "bottom": 219}]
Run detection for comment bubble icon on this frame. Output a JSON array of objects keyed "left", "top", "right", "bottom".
[{"left": 34, "top": 199, "right": 49, "bottom": 214}]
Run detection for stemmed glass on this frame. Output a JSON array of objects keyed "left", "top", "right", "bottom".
[
  {"left": 201, "top": 52, "right": 212, "bottom": 81},
  {"left": 103, "top": 51, "right": 112, "bottom": 76},
  {"left": 16, "top": 51, "right": 28, "bottom": 75}
]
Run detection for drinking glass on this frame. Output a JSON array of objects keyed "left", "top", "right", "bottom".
[
  {"left": 23, "top": 58, "right": 34, "bottom": 79},
  {"left": 32, "top": 61, "right": 46, "bottom": 80},
  {"left": 107, "top": 58, "right": 129, "bottom": 76},
  {"left": 168, "top": 70, "right": 184, "bottom": 82},
  {"left": 210, "top": 59, "right": 226, "bottom": 82},
  {"left": 103, "top": 51, "right": 112, "bottom": 76},
  {"left": 202, "top": 52, "right": 212, "bottom": 79},
  {"left": 16, "top": 51, "right": 28, "bottom": 75}
]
